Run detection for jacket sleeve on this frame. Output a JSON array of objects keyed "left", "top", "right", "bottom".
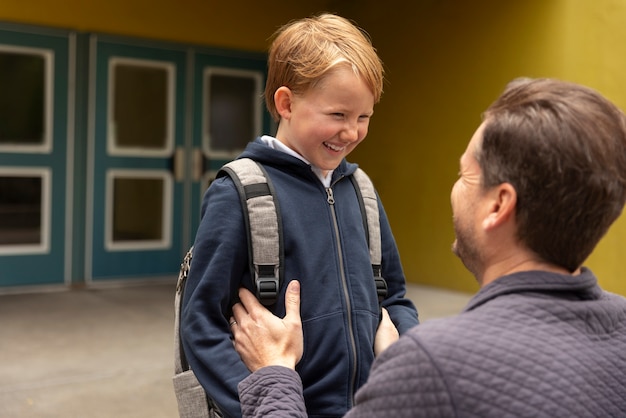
[
  {"left": 377, "top": 199, "right": 420, "bottom": 334},
  {"left": 181, "top": 176, "right": 253, "bottom": 418},
  {"left": 346, "top": 332, "right": 455, "bottom": 418},
  {"left": 237, "top": 333, "right": 456, "bottom": 418},
  {"left": 238, "top": 366, "right": 308, "bottom": 418}
]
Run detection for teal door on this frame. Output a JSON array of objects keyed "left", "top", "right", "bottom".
[
  {"left": 88, "top": 37, "right": 187, "bottom": 282},
  {"left": 189, "top": 50, "right": 271, "bottom": 229},
  {"left": 0, "top": 29, "right": 70, "bottom": 287}
]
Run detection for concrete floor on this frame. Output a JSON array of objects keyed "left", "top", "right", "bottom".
[{"left": 0, "top": 282, "right": 473, "bottom": 418}]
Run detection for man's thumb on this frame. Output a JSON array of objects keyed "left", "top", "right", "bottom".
[{"left": 285, "top": 280, "right": 301, "bottom": 320}]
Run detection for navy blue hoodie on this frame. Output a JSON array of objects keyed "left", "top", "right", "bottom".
[{"left": 181, "top": 138, "right": 419, "bottom": 417}]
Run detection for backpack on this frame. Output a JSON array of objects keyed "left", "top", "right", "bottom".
[{"left": 173, "top": 158, "right": 387, "bottom": 418}]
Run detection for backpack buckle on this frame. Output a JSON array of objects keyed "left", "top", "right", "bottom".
[
  {"left": 375, "top": 277, "right": 388, "bottom": 303},
  {"left": 373, "top": 264, "right": 387, "bottom": 304},
  {"left": 255, "top": 264, "right": 279, "bottom": 306}
]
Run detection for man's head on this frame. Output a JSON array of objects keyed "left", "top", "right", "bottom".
[
  {"left": 264, "top": 13, "right": 384, "bottom": 122},
  {"left": 461, "top": 77, "right": 626, "bottom": 274}
]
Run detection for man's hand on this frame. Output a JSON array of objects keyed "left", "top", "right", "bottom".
[
  {"left": 374, "top": 308, "right": 399, "bottom": 356},
  {"left": 231, "top": 280, "right": 304, "bottom": 372}
]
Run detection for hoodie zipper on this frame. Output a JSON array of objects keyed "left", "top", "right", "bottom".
[{"left": 325, "top": 185, "right": 358, "bottom": 407}]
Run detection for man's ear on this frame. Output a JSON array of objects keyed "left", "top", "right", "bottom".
[
  {"left": 482, "top": 183, "right": 517, "bottom": 230},
  {"left": 274, "top": 86, "right": 293, "bottom": 120}
]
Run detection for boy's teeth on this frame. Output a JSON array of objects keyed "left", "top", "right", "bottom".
[{"left": 325, "top": 142, "right": 343, "bottom": 151}]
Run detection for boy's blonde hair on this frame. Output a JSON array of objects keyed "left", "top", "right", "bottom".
[{"left": 264, "top": 13, "right": 384, "bottom": 122}]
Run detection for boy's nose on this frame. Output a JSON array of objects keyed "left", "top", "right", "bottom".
[{"left": 341, "top": 122, "right": 360, "bottom": 142}]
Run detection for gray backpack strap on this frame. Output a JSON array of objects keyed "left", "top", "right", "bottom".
[
  {"left": 351, "top": 168, "right": 387, "bottom": 304},
  {"left": 174, "top": 246, "right": 193, "bottom": 375},
  {"left": 220, "top": 158, "right": 283, "bottom": 306},
  {"left": 173, "top": 158, "right": 282, "bottom": 417},
  {"left": 174, "top": 246, "right": 223, "bottom": 417}
]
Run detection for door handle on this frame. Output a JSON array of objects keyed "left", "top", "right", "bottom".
[
  {"left": 192, "top": 148, "right": 204, "bottom": 182},
  {"left": 173, "top": 147, "right": 185, "bottom": 182}
]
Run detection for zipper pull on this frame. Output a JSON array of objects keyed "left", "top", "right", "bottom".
[{"left": 326, "top": 187, "right": 335, "bottom": 204}]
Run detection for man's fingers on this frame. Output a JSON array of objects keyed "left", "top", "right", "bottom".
[
  {"left": 232, "top": 280, "right": 304, "bottom": 371},
  {"left": 284, "top": 280, "right": 301, "bottom": 323},
  {"left": 231, "top": 300, "right": 246, "bottom": 324},
  {"left": 233, "top": 287, "right": 260, "bottom": 333},
  {"left": 380, "top": 306, "right": 391, "bottom": 322},
  {"left": 238, "top": 285, "right": 258, "bottom": 307},
  {"left": 234, "top": 281, "right": 300, "bottom": 329},
  {"left": 374, "top": 307, "right": 399, "bottom": 356}
]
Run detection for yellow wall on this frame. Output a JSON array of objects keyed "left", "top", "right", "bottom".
[
  {"left": 349, "top": 0, "right": 626, "bottom": 295},
  {"left": 347, "top": 0, "right": 567, "bottom": 293},
  {"left": 0, "top": 0, "right": 331, "bottom": 50},
  {"left": 558, "top": 0, "right": 626, "bottom": 295},
  {"left": 2, "top": 0, "right": 625, "bottom": 295}
]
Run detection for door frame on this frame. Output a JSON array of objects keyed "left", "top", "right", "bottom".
[{"left": 0, "top": 24, "right": 75, "bottom": 290}]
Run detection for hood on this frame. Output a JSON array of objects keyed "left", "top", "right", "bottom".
[{"left": 238, "top": 137, "right": 360, "bottom": 182}]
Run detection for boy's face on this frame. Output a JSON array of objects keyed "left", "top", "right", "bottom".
[{"left": 275, "top": 65, "right": 375, "bottom": 174}]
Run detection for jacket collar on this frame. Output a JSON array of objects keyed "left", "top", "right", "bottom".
[
  {"left": 238, "top": 137, "right": 359, "bottom": 181},
  {"left": 463, "top": 267, "right": 601, "bottom": 312}
]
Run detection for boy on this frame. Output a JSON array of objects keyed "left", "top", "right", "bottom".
[{"left": 181, "top": 13, "right": 419, "bottom": 418}]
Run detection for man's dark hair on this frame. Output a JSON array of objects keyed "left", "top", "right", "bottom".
[{"left": 479, "top": 77, "right": 626, "bottom": 271}]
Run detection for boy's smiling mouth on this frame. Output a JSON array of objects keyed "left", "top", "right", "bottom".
[{"left": 324, "top": 142, "right": 345, "bottom": 152}]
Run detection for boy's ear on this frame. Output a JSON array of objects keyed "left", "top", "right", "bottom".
[
  {"left": 274, "top": 86, "right": 293, "bottom": 119},
  {"left": 482, "top": 183, "right": 517, "bottom": 230}
]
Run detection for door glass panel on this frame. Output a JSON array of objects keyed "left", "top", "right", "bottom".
[
  {"left": 109, "top": 58, "right": 173, "bottom": 155},
  {"left": 106, "top": 170, "right": 172, "bottom": 250},
  {"left": 0, "top": 176, "right": 41, "bottom": 245},
  {"left": 204, "top": 69, "right": 262, "bottom": 157},
  {"left": 0, "top": 47, "right": 51, "bottom": 151},
  {"left": 0, "top": 168, "right": 50, "bottom": 254},
  {"left": 113, "top": 176, "right": 163, "bottom": 241}
]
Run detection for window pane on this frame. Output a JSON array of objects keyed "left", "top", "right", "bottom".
[
  {"left": 206, "top": 73, "right": 257, "bottom": 153},
  {"left": 0, "top": 176, "right": 42, "bottom": 245},
  {"left": 112, "top": 177, "right": 164, "bottom": 241},
  {"left": 112, "top": 63, "right": 168, "bottom": 149},
  {"left": 0, "top": 51, "right": 45, "bottom": 145}
]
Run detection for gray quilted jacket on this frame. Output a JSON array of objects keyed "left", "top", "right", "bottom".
[{"left": 239, "top": 268, "right": 626, "bottom": 417}]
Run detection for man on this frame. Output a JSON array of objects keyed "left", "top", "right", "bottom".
[{"left": 230, "top": 77, "right": 626, "bottom": 417}]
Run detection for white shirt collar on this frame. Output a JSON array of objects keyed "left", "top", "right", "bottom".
[{"left": 259, "top": 135, "right": 333, "bottom": 187}]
